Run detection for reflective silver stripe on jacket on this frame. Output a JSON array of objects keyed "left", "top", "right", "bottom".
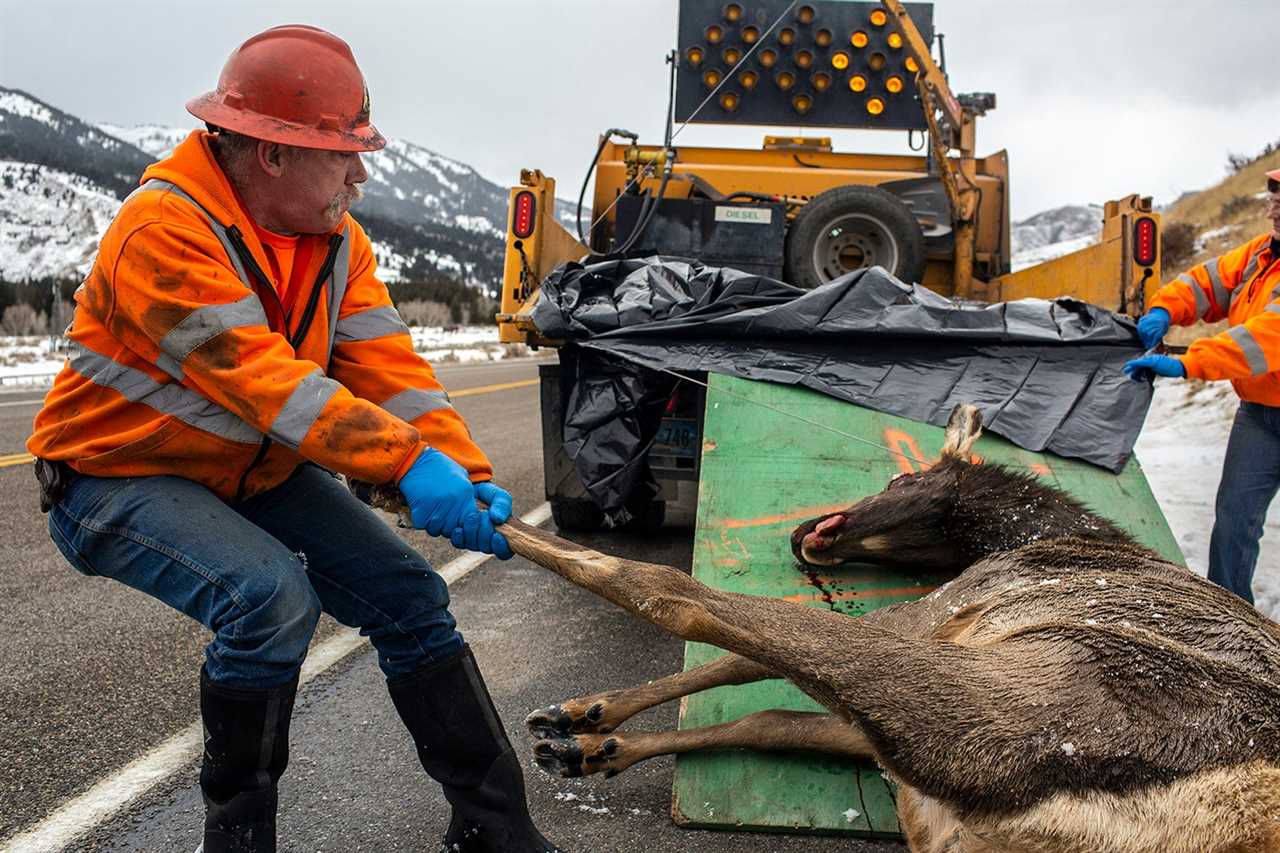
[
  {"left": 1179, "top": 273, "right": 1210, "bottom": 320},
  {"left": 379, "top": 388, "right": 453, "bottom": 423},
  {"left": 1242, "top": 252, "right": 1261, "bottom": 287},
  {"left": 158, "top": 294, "right": 270, "bottom": 365},
  {"left": 67, "top": 342, "right": 261, "bottom": 444},
  {"left": 1232, "top": 250, "right": 1263, "bottom": 311},
  {"left": 334, "top": 306, "right": 410, "bottom": 343},
  {"left": 1204, "top": 258, "right": 1230, "bottom": 312},
  {"left": 269, "top": 369, "right": 342, "bottom": 449},
  {"left": 1227, "top": 325, "right": 1269, "bottom": 375}
]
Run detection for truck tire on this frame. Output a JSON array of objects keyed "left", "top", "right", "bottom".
[{"left": 785, "top": 185, "right": 927, "bottom": 287}]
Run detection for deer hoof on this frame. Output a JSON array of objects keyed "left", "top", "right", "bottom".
[
  {"left": 527, "top": 701, "right": 613, "bottom": 737},
  {"left": 526, "top": 705, "right": 575, "bottom": 739},
  {"left": 533, "top": 737, "right": 586, "bottom": 778},
  {"left": 532, "top": 735, "right": 624, "bottom": 778}
]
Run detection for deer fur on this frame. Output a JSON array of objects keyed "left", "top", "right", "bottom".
[{"left": 356, "top": 406, "right": 1280, "bottom": 852}]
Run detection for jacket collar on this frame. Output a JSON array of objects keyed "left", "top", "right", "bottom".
[{"left": 140, "top": 131, "right": 348, "bottom": 285}]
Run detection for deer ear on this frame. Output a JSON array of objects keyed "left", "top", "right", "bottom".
[{"left": 940, "top": 404, "right": 983, "bottom": 460}]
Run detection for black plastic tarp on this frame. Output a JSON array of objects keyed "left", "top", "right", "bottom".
[{"left": 533, "top": 257, "right": 1152, "bottom": 518}]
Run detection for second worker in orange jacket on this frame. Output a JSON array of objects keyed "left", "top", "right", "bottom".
[{"left": 1124, "top": 167, "right": 1280, "bottom": 608}]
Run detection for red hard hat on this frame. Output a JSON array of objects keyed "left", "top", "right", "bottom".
[{"left": 187, "top": 25, "right": 385, "bottom": 152}]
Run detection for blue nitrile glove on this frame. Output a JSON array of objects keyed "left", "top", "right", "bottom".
[
  {"left": 1136, "top": 308, "right": 1171, "bottom": 349},
  {"left": 398, "top": 448, "right": 479, "bottom": 536},
  {"left": 476, "top": 482, "right": 514, "bottom": 559},
  {"left": 1122, "top": 354, "right": 1186, "bottom": 382},
  {"left": 449, "top": 482, "right": 514, "bottom": 559}
]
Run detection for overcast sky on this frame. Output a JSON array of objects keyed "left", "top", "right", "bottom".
[{"left": 3, "top": 0, "right": 1276, "bottom": 220}]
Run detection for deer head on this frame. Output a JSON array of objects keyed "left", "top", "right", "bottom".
[{"left": 790, "top": 405, "right": 1132, "bottom": 570}]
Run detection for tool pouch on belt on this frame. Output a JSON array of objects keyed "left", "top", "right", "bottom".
[{"left": 34, "top": 458, "right": 71, "bottom": 513}]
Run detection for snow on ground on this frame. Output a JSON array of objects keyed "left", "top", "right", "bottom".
[
  {"left": 1135, "top": 379, "right": 1280, "bottom": 620},
  {"left": 1194, "top": 223, "right": 1242, "bottom": 254},
  {"left": 0, "top": 335, "right": 66, "bottom": 387}
]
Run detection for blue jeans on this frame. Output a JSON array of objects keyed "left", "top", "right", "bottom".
[
  {"left": 48, "top": 464, "right": 463, "bottom": 688},
  {"left": 1208, "top": 401, "right": 1280, "bottom": 604}
]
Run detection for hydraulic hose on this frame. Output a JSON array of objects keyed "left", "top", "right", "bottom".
[
  {"left": 614, "top": 153, "right": 675, "bottom": 256},
  {"left": 576, "top": 128, "right": 638, "bottom": 247}
]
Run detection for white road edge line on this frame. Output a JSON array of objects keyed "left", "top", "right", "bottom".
[{"left": 0, "top": 501, "right": 553, "bottom": 853}]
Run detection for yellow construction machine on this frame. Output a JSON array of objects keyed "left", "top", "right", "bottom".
[{"left": 494, "top": 0, "right": 1163, "bottom": 529}]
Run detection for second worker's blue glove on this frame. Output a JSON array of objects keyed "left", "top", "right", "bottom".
[
  {"left": 1136, "top": 308, "right": 1171, "bottom": 349},
  {"left": 1122, "top": 354, "right": 1186, "bottom": 382},
  {"left": 398, "top": 448, "right": 479, "bottom": 536}
]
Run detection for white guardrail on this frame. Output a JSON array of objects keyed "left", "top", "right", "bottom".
[{"left": 0, "top": 371, "right": 58, "bottom": 391}]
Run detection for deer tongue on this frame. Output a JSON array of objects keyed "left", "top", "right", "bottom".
[
  {"left": 815, "top": 514, "right": 845, "bottom": 536},
  {"left": 802, "top": 514, "right": 846, "bottom": 553}
]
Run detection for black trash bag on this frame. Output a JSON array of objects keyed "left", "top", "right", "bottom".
[
  {"left": 535, "top": 256, "right": 1151, "bottom": 517},
  {"left": 556, "top": 344, "right": 676, "bottom": 525}
]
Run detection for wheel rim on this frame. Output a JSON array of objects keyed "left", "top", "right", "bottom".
[{"left": 810, "top": 212, "right": 901, "bottom": 283}]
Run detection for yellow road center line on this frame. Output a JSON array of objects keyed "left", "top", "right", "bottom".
[
  {"left": 450, "top": 378, "right": 538, "bottom": 398},
  {"left": 0, "top": 376, "right": 539, "bottom": 471}
]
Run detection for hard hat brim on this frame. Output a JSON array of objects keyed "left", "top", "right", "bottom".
[{"left": 187, "top": 92, "right": 385, "bottom": 152}]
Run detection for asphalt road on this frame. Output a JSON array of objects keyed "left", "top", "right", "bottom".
[{"left": 0, "top": 356, "right": 904, "bottom": 853}]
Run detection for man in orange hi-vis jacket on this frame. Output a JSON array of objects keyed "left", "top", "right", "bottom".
[
  {"left": 1124, "top": 168, "right": 1280, "bottom": 607},
  {"left": 27, "top": 26, "right": 560, "bottom": 853}
]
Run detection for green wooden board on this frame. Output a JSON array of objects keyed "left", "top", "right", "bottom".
[{"left": 673, "top": 375, "right": 1182, "bottom": 837}]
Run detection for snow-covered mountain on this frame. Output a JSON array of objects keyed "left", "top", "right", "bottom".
[
  {"left": 95, "top": 122, "right": 187, "bottom": 161},
  {"left": 1010, "top": 204, "right": 1102, "bottom": 271},
  {"left": 2, "top": 87, "right": 572, "bottom": 291}
]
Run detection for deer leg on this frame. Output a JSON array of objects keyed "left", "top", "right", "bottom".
[
  {"left": 503, "top": 518, "right": 927, "bottom": 717},
  {"left": 501, "top": 517, "right": 1036, "bottom": 807},
  {"left": 526, "top": 653, "right": 776, "bottom": 738},
  {"left": 531, "top": 709, "right": 873, "bottom": 779}
]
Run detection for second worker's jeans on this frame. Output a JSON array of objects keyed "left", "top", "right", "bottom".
[
  {"left": 1209, "top": 400, "right": 1280, "bottom": 605},
  {"left": 47, "top": 463, "right": 464, "bottom": 689}
]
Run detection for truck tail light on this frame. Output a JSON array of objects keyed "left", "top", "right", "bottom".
[
  {"left": 1133, "top": 216, "right": 1157, "bottom": 267},
  {"left": 512, "top": 191, "right": 537, "bottom": 239}
]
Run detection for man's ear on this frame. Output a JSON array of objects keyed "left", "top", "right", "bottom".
[{"left": 255, "top": 141, "right": 286, "bottom": 177}]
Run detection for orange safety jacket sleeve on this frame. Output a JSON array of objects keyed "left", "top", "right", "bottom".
[
  {"left": 326, "top": 222, "right": 494, "bottom": 482},
  {"left": 1149, "top": 237, "right": 1263, "bottom": 326},
  {"left": 1180, "top": 298, "right": 1280, "bottom": 381},
  {"left": 102, "top": 219, "right": 424, "bottom": 485}
]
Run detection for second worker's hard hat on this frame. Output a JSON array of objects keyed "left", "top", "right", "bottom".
[{"left": 187, "top": 24, "right": 385, "bottom": 152}]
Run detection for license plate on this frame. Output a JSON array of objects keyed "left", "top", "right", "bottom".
[{"left": 653, "top": 418, "right": 700, "bottom": 458}]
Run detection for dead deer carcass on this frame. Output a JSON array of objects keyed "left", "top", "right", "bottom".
[{"left": 502, "top": 405, "right": 1280, "bottom": 853}]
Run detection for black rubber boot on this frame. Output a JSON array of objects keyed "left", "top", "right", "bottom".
[
  {"left": 198, "top": 668, "right": 298, "bottom": 853},
  {"left": 387, "top": 645, "right": 563, "bottom": 853}
]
